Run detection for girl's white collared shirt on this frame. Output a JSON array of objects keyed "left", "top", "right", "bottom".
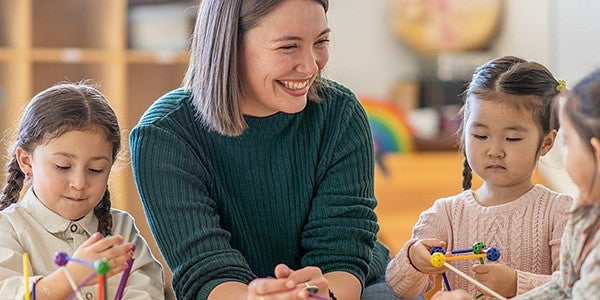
[{"left": 0, "top": 188, "right": 165, "bottom": 299}]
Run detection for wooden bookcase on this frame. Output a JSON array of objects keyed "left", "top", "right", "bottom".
[{"left": 0, "top": 0, "right": 193, "bottom": 297}]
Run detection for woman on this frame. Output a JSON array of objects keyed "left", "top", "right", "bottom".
[{"left": 130, "top": 0, "right": 395, "bottom": 299}]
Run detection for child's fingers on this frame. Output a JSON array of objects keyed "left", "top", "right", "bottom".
[
  {"left": 74, "top": 237, "right": 132, "bottom": 265},
  {"left": 80, "top": 232, "right": 102, "bottom": 247},
  {"left": 81, "top": 258, "right": 128, "bottom": 284},
  {"left": 99, "top": 243, "right": 134, "bottom": 262},
  {"left": 419, "top": 238, "right": 446, "bottom": 249},
  {"left": 98, "top": 248, "right": 134, "bottom": 277},
  {"left": 89, "top": 234, "right": 126, "bottom": 251},
  {"left": 105, "top": 259, "right": 130, "bottom": 277}
]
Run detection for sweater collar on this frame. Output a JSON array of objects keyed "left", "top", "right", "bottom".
[
  {"left": 464, "top": 184, "right": 545, "bottom": 209},
  {"left": 241, "top": 112, "right": 295, "bottom": 139}
]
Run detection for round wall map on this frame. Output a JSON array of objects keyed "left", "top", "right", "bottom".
[{"left": 392, "top": 0, "right": 504, "bottom": 56}]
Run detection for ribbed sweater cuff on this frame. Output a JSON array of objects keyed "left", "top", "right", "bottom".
[
  {"left": 385, "top": 240, "right": 431, "bottom": 298},
  {"left": 516, "top": 269, "right": 552, "bottom": 295}
]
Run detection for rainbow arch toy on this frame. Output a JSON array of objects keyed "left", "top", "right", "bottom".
[{"left": 360, "top": 97, "right": 414, "bottom": 155}]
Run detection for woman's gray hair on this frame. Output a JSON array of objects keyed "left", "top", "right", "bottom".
[{"left": 183, "top": 0, "right": 329, "bottom": 136}]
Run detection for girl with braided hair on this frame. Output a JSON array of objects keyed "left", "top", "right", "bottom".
[
  {"left": 0, "top": 82, "right": 164, "bottom": 299},
  {"left": 386, "top": 56, "right": 574, "bottom": 299}
]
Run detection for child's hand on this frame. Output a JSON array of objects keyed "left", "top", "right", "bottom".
[
  {"left": 69, "top": 232, "right": 135, "bottom": 284},
  {"left": 408, "top": 238, "right": 447, "bottom": 274},
  {"left": 471, "top": 263, "right": 517, "bottom": 298}
]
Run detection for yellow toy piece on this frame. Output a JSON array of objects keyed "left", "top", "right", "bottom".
[{"left": 430, "top": 252, "right": 446, "bottom": 267}]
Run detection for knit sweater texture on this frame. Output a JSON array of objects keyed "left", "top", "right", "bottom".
[
  {"left": 129, "top": 80, "right": 389, "bottom": 299},
  {"left": 386, "top": 184, "right": 573, "bottom": 299},
  {"left": 515, "top": 204, "right": 600, "bottom": 299}
]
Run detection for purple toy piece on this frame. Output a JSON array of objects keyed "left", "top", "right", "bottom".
[{"left": 54, "top": 251, "right": 69, "bottom": 266}]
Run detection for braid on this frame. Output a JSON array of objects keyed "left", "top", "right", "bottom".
[
  {"left": 94, "top": 187, "right": 113, "bottom": 236},
  {"left": 461, "top": 157, "right": 472, "bottom": 191},
  {"left": 1, "top": 156, "right": 25, "bottom": 210}
]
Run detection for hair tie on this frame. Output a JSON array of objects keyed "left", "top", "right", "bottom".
[{"left": 556, "top": 79, "right": 567, "bottom": 92}]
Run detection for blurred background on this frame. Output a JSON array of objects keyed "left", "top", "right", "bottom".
[{"left": 1, "top": 0, "right": 599, "bottom": 298}]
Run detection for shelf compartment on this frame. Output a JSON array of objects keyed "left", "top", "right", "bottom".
[
  {"left": 0, "top": 48, "right": 18, "bottom": 61},
  {"left": 126, "top": 63, "right": 187, "bottom": 128},
  {"left": 0, "top": 0, "right": 10, "bottom": 47},
  {"left": 32, "top": 0, "right": 123, "bottom": 49},
  {"left": 0, "top": 0, "right": 29, "bottom": 48},
  {"left": 127, "top": 2, "right": 196, "bottom": 51},
  {"left": 32, "top": 62, "right": 110, "bottom": 95},
  {"left": 31, "top": 48, "right": 113, "bottom": 63},
  {"left": 0, "top": 63, "right": 8, "bottom": 133},
  {"left": 127, "top": 50, "right": 189, "bottom": 65},
  {"left": 0, "top": 61, "right": 28, "bottom": 150}
]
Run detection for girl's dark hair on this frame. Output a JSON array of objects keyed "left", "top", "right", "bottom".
[
  {"left": 0, "top": 82, "right": 121, "bottom": 236},
  {"left": 183, "top": 0, "right": 329, "bottom": 136},
  {"left": 460, "top": 56, "right": 560, "bottom": 190},
  {"left": 562, "top": 70, "right": 600, "bottom": 204}
]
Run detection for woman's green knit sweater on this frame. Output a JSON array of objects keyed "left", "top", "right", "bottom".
[{"left": 130, "top": 80, "right": 390, "bottom": 299}]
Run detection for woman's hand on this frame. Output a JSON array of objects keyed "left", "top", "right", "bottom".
[
  {"left": 408, "top": 238, "right": 447, "bottom": 274},
  {"left": 247, "top": 264, "right": 329, "bottom": 299}
]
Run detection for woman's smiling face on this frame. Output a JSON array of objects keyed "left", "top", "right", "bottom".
[{"left": 239, "top": 0, "right": 330, "bottom": 117}]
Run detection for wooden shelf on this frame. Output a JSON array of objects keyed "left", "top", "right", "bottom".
[
  {"left": 31, "top": 48, "right": 114, "bottom": 63},
  {"left": 31, "top": 0, "right": 122, "bottom": 49},
  {"left": 0, "top": 48, "right": 18, "bottom": 60},
  {"left": 127, "top": 50, "right": 189, "bottom": 64},
  {"left": 0, "top": 1, "right": 194, "bottom": 297}
]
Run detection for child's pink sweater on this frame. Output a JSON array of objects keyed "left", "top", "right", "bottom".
[{"left": 385, "top": 184, "right": 573, "bottom": 299}]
